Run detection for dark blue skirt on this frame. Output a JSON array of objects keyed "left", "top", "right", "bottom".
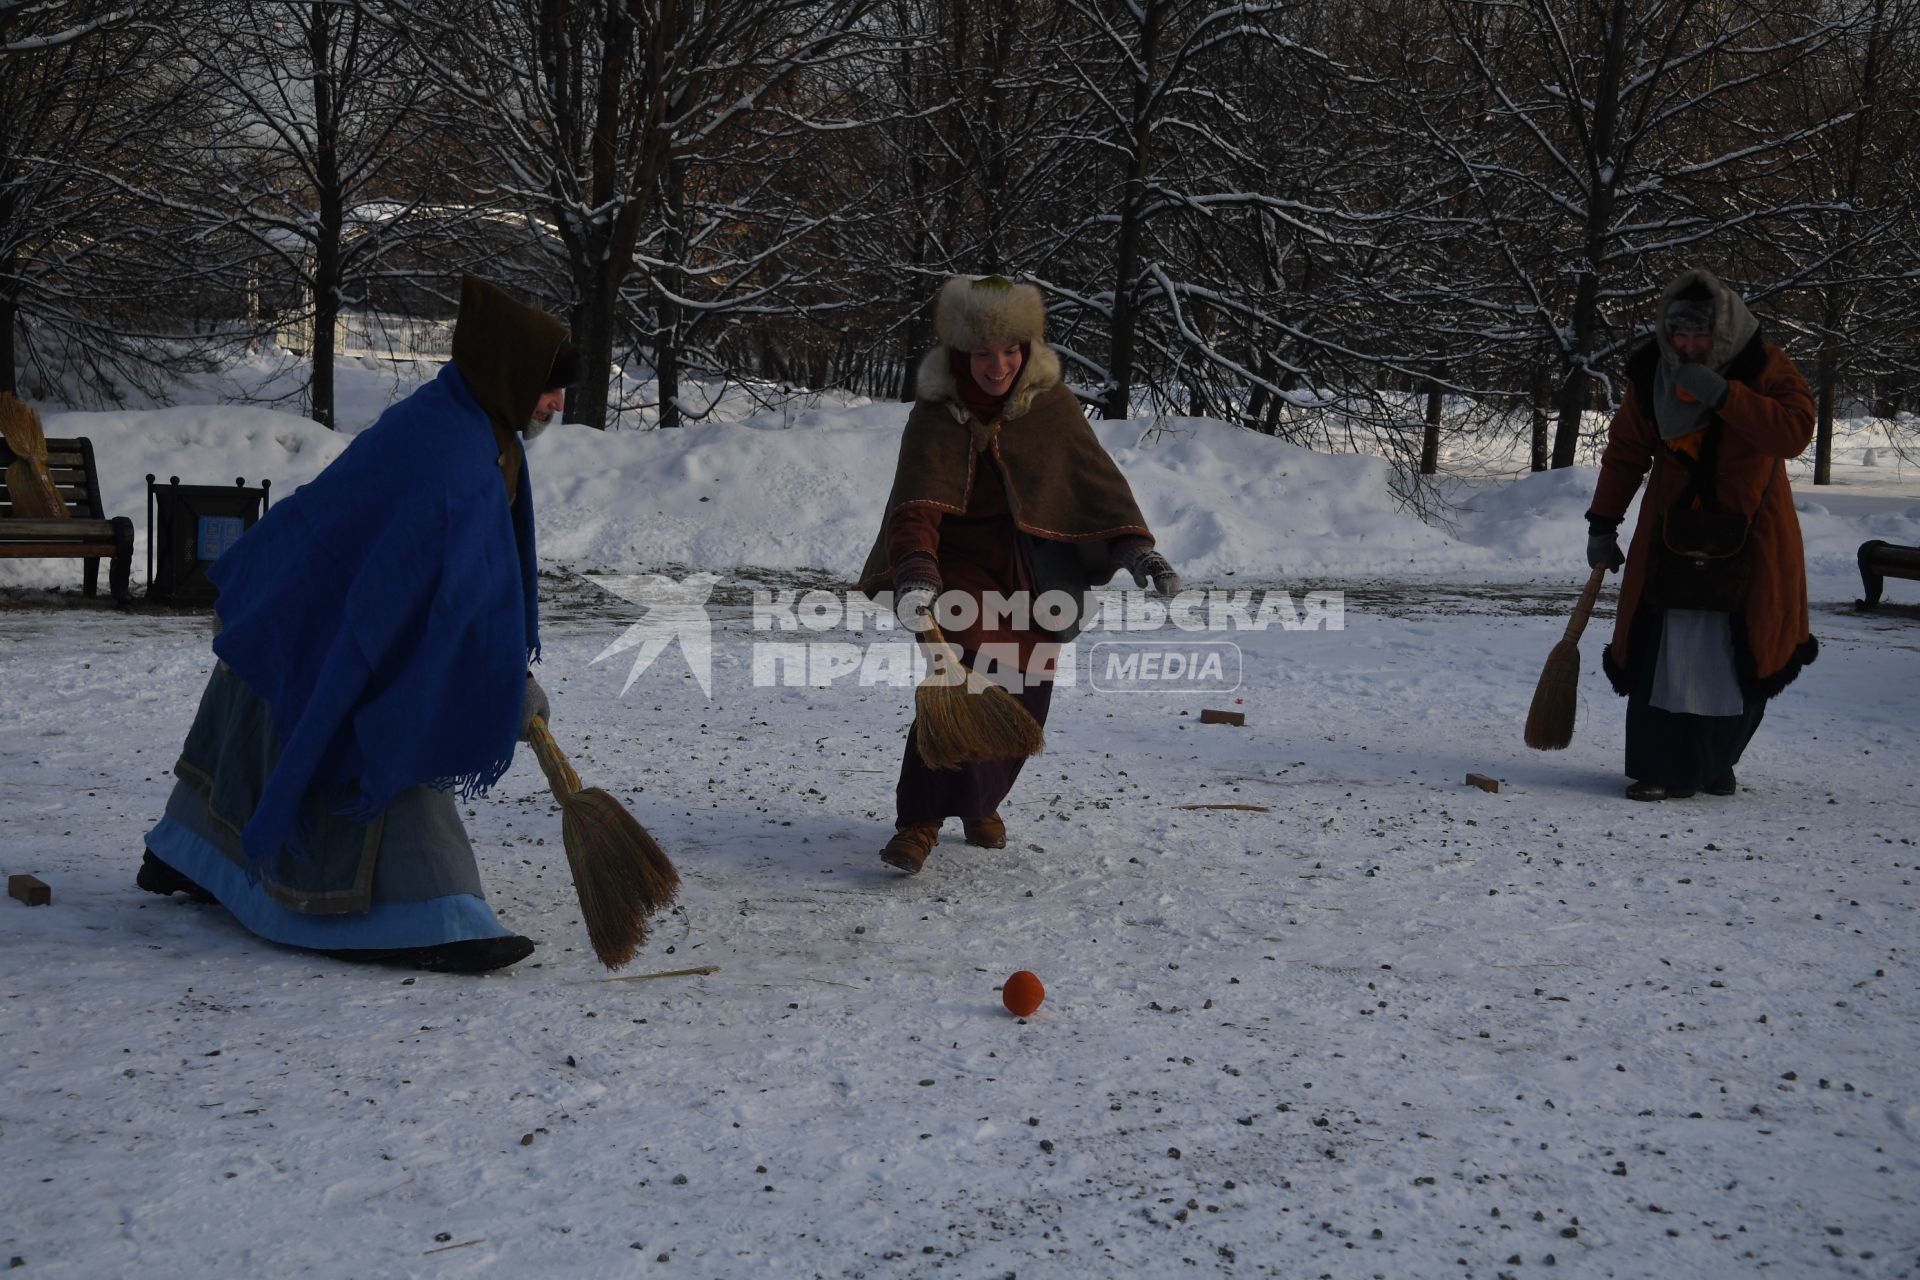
[{"left": 1624, "top": 647, "right": 1765, "bottom": 790}]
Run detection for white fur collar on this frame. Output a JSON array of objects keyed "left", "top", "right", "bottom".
[{"left": 914, "top": 342, "right": 1064, "bottom": 423}]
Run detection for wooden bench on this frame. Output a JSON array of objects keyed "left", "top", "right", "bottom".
[
  {"left": 1858, "top": 539, "right": 1920, "bottom": 610},
  {"left": 0, "top": 435, "right": 135, "bottom": 605}
]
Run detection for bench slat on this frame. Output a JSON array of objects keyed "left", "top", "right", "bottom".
[
  {"left": 0, "top": 545, "right": 121, "bottom": 558},
  {"left": 1864, "top": 546, "right": 1920, "bottom": 572},
  {"left": 0, "top": 518, "right": 121, "bottom": 538}
]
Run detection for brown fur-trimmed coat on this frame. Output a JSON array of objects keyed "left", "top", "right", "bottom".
[
  {"left": 856, "top": 342, "right": 1155, "bottom": 651},
  {"left": 1589, "top": 331, "right": 1818, "bottom": 700}
]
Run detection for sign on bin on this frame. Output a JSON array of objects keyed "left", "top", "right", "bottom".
[{"left": 146, "top": 475, "right": 271, "bottom": 606}]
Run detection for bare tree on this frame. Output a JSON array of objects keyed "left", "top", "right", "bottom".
[
  {"left": 0, "top": 0, "right": 204, "bottom": 401},
  {"left": 1410, "top": 0, "right": 1859, "bottom": 467},
  {"left": 129, "top": 2, "right": 474, "bottom": 427},
  {"left": 1748, "top": 0, "right": 1920, "bottom": 480},
  {"left": 395, "top": 0, "right": 880, "bottom": 430}
]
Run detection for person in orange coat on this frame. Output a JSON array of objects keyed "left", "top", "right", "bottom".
[{"left": 1585, "top": 268, "right": 1817, "bottom": 801}]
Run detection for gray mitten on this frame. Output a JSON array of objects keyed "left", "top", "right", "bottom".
[
  {"left": 519, "top": 672, "right": 550, "bottom": 742},
  {"left": 894, "top": 581, "right": 937, "bottom": 630},
  {"left": 1117, "top": 544, "right": 1182, "bottom": 597},
  {"left": 1673, "top": 362, "right": 1728, "bottom": 409},
  {"left": 1586, "top": 517, "right": 1625, "bottom": 572},
  {"left": 892, "top": 553, "right": 940, "bottom": 630}
]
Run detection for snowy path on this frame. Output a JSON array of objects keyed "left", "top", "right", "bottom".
[{"left": 1, "top": 575, "right": 1915, "bottom": 1278}]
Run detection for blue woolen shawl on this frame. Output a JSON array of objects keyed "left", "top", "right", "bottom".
[{"left": 209, "top": 362, "right": 540, "bottom": 870}]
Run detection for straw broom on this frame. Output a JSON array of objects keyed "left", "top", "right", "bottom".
[
  {"left": 0, "top": 392, "right": 68, "bottom": 517},
  {"left": 911, "top": 619, "right": 1044, "bottom": 770},
  {"left": 1523, "top": 564, "right": 1609, "bottom": 750},
  {"left": 524, "top": 714, "right": 679, "bottom": 969}
]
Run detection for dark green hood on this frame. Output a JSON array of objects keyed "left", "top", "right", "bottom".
[
  {"left": 451, "top": 276, "right": 567, "bottom": 503},
  {"left": 451, "top": 275, "right": 568, "bottom": 437}
]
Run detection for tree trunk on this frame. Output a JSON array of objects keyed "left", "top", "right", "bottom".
[
  {"left": 655, "top": 335, "right": 680, "bottom": 430},
  {"left": 1419, "top": 365, "right": 1445, "bottom": 475},
  {"left": 656, "top": 158, "right": 687, "bottom": 429},
  {"left": 978, "top": 0, "right": 1017, "bottom": 268},
  {"left": 1814, "top": 341, "right": 1837, "bottom": 486},
  {"left": 0, "top": 282, "right": 16, "bottom": 397},
  {"left": 569, "top": 274, "right": 618, "bottom": 431},
  {"left": 309, "top": 268, "right": 337, "bottom": 431},
  {"left": 307, "top": 4, "right": 340, "bottom": 430},
  {"left": 1101, "top": 1, "right": 1163, "bottom": 422},
  {"left": 1551, "top": 0, "right": 1628, "bottom": 470},
  {"left": 1530, "top": 359, "right": 1551, "bottom": 472},
  {"left": 899, "top": 316, "right": 930, "bottom": 402}
]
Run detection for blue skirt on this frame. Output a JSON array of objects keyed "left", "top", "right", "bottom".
[{"left": 146, "top": 665, "right": 513, "bottom": 951}]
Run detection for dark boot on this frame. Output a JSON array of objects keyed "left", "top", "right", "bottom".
[
  {"left": 137, "top": 851, "right": 217, "bottom": 904},
  {"left": 1705, "top": 770, "right": 1737, "bottom": 796},
  {"left": 880, "top": 823, "right": 941, "bottom": 875},
  {"left": 1626, "top": 781, "right": 1696, "bottom": 802},
  {"left": 963, "top": 811, "right": 1006, "bottom": 849},
  {"left": 324, "top": 935, "right": 536, "bottom": 974}
]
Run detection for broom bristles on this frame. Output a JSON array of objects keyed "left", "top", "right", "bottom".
[
  {"left": 559, "top": 787, "right": 681, "bottom": 969},
  {"left": 2, "top": 394, "right": 67, "bottom": 518},
  {"left": 0, "top": 392, "right": 47, "bottom": 458},
  {"left": 915, "top": 674, "right": 1046, "bottom": 769},
  {"left": 910, "top": 627, "right": 1044, "bottom": 770},
  {"left": 524, "top": 715, "right": 678, "bottom": 970},
  {"left": 1523, "top": 638, "right": 1582, "bottom": 750}
]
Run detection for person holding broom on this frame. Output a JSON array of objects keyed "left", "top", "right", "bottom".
[
  {"left": 137, "top": 276, "right": 581, "bottom": 972},
  {"left": 856, "top": 275, "right": 1178, "bottom": 874},
  {"left": 1584, "top": 267, "right": 1816, "bottom": 802}
]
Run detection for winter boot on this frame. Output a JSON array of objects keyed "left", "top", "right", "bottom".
[
  {"left": 1626, "top": 781, "right": 1695, "bottom": 801},
  {"left": 962, "top": 812, "right": 1006, "bottom": 849},
  {"left": 880, "top": 823, "right": 941, "bottom": 875},
  {"left": 137, "top": 851, "right": 217, "bottom": 904},
  {"left": 323, "top": 935, "right": 537, "bottom": 974},
  {"left": 1705, "top": 770, "right": 1737, "bottom": 796}
]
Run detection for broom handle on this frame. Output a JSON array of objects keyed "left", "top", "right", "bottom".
[
  {"left": 524, "top": 714, "right": 582, "bottom": 802},
  {"left": 914, "top": 618, "right": 966, "bottom": 678},
  {"left": 1560, "top": 564, "right": 1609, "bottom": 644}
]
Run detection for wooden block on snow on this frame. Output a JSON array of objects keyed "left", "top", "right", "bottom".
[
  {"left": 1464, "top": 773, "right": 1500, "bottom": 794},
  {"left": 8, "top": 874, "right": 50, "bottom": 906},
  {"left": 1198, "top": 709, "right": 1246, "bottom": 727}
]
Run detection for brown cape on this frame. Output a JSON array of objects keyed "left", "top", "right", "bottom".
[{"left": 857, "top": 343, "right": 1152, "bottom": 595}]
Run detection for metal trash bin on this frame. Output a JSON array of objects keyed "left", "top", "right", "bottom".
[{"left": 146, "top": 474, "right": 271, "bottom": 606}]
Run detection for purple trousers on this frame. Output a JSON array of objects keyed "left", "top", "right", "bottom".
[{"left": 895, "top": 673, "right": 1054, "bottom": 826}]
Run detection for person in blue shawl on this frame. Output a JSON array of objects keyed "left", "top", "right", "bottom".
[{"left": 138, "top": 276, "right": 581, "bottom": 973}]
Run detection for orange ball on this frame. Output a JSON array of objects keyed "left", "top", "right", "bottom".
[{"left": 1003, "top": 970, "right": 1045, "bottom": 1017}]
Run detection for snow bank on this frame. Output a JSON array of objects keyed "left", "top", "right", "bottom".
[{"left": 6, "top": 364, "right": 1916, "bottom": 592}]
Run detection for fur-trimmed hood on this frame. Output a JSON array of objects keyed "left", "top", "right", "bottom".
[{"left": 915, "top": 340, "right": 1064, "bottom": 424}]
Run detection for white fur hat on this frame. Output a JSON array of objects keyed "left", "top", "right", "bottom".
[{"left": 933, "top": 275, "right": 1047, "bottom": 350}]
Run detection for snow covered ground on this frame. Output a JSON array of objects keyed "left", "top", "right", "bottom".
[{"left": 2, "top": 362, "right": 1918, "bottom": 1277}]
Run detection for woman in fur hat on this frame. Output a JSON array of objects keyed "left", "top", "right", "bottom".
[
  {"left": 1585, "top": 268, "right": 1817, "bottom": 801},
  {"left": 857, "top": 275, "right": 1179, "bottom": 873}
]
